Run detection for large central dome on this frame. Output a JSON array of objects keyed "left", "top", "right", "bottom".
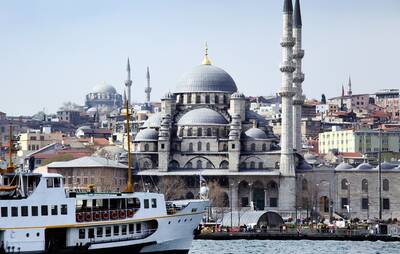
[{"left": 175, "top": 64, "right": 237, "bottom": 93}]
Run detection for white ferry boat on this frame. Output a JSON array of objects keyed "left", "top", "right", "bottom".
[{"left": 0, "top": 171, "right": 208, "bottom": 253}]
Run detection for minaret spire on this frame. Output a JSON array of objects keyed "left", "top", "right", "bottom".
[
  {"left": 348, "top": 75, "right": 352, "bottom": 96},
  {"left": 125, "top": 57, "right": 133, "bottom": 106},
  {"left": 145, "top": 66, "right": 152, "bottom": 106},
  {"left": 202, "top": 42, "right": 212, "bottom": 65},
  {"left": 292, "top": 0, "right": 305, "bottom": 154}
]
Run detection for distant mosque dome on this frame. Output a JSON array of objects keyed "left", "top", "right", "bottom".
[
  {"left": 142, "top": 112, "right": 163, "bottom": 128},
  {"left": 92, "top": 83, "right": 117, "bottom": 94},
  {"left": 135, "top": 128, "right": 159, "bottom": 141},
  {"left": 175, "top": 65, "right": 237, "bottom": 94},
  {"left": 244, "top": 128, "right": 268, "bottom": 140}
]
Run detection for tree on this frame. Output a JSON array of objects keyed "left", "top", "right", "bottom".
[
  {"left": 156, "top": 176, "right": 187, "bottom": 200},
  {"left": 321, "top": 94, "right": 327, "bottom": 104}
]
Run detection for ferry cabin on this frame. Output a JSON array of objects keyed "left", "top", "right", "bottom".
[{"left": 0, "top": 173, "right": 173, "bottom": 253}]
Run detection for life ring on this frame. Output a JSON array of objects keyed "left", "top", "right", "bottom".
[
  {"left": 119, "top": 210, "right": 126, "bottom": 219},
  {"left": 85, "top": 212, "right": 92, "bottom": 222},
  {"left": 127, "top": 209, "right": 134, "bottom": 218},
  {"left": 102, "top": 211, "right": 109, "bottom": 220},
  {"left": 111, "top": 210, "right": 118, "bottom": 220},
  {"left": 76, "top": 213, "right": 83, "bottom": 222},
  {"left": 94, "top": 212, "right": 101, "bottom": 221}
]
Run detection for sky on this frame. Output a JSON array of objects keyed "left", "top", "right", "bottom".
[{"left": 1, "top": 0, "right": 399, "bottom": 116}]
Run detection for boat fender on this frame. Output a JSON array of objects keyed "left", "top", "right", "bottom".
[
  {"left": 85, "top": 212, "right": 92, "bottom": 222},
  {"left": 111, "top": 210, "right": 118, "bottom": 220},
  {"left": 94, "top": 212, "right": 101, "bottom": 221},
  {"left": 102, "top": 211, "right": 110, "bottom": 220},
  {"left": 76, "top": 213, "right": 83, "bottom": 222}
]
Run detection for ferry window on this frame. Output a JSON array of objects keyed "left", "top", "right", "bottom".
[
  {"left": 32, "top": 206, "right": 38, "bottom": 216},
  {"left": 88, "top": 228, "right": 95, "bottom": 239},
  {"left": 136, "top": 223, "right": 141, "bottom": 233},
  {"left": 151, "top": 199, "right": 157, "bottom": 208},
  {"left": 113, "top": 225, "right": 119, "bottom": 236},
  {"left": 61, "top": 205, "right": 68, "bottom": 215},
  {"left": 1, "top": 207, "right": 8, "bottom": 217},
  {"left": 97, "top": 227, "right": 103, "bottom": 238},
  {"left": 21, "top": 206, "right": 28, "bottom": 217},
  {"left": 79, "top": 229, "right": 85, "bottom": 239},
  {"left": 127, "top": 198, "right": 140, "bottom": 209},
  {"left": 54, "top": 178, "right": 61, "bottom": 188},
  {"left": 129, "top": 224, "right": 134, "bottom": 234},
  {"left": 11, "top": 207, "right": 18, "bottom": 217},
  {"left": 105, "top": 227, "right": 111, "bottom": 237},
  {"left": 121, "top": 225, "right": 127, "bottom": 235},
  {"left": 51, "top": 205, "right": 58, "bottom": 215},
  {"left": 120, "top": 198, "right": 127, "bottom": 209},
  {"left": 144, "top": 199, "right": 149, "bottom": 209},
  {"left": 41, "top": 205, "right": 48, "bottom": 216},
  {"left": 47, "top": 178, "right": 54, "bottom": 188}
]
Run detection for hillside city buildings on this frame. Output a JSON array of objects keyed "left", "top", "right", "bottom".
[{"left": 1, "top": 0, "right": 400, "bottom": 223}]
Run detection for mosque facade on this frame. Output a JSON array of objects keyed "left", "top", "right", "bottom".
[{"left": 131, "top": 0, "right": 400, "bottom": 221}]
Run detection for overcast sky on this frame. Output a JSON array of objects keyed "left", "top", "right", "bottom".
[{"left": 1, "top": 0, "right": 399, "bottom": 116}]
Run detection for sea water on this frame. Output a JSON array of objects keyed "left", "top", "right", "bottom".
[{"left": 190, "top": 240, "right": 400, "bottom": 254}]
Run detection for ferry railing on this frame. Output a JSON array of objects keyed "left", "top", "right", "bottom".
[{"left": 88, "top": 229, "right": 157, "bottom": 244}]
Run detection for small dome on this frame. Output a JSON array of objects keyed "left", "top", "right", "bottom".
[
  {"left": 376, "top": 162, "right": 397, "bottom": 170},
  {"left": 92, "top": 84, "right": 117, "bottom": 94},
  {"left": 335, "top": 162, "right": 353, "bottom": 170},
  {"left": 244, "top": 128, "right": 268, "bottom": 140},
  {"left": 231, "top": 92, "right": 245, "bottom": 99},
  {"left": 356, "top": 162, "right": 374, "bottom": 170},
  {"left": 87, "top": 107, "right": 97, "bottom": 113},
  {"left": 178, "top": 108, "right": 228, "bottom": 126},
  {"left": 304, "top": 153, "right": 319, "bottom": 164},
  {"left": 246, "top": 111, "right": 267, "bottom": 127},
  {"left": 142, "top": 112, "right": 163, "bottom": 128},
  {"left": 175, "top": 65, "right": 237, "bottom": 93},
  {"left": 135, "top": 128, "right": 159, "bottom": 141},
  {"left": 297, "top": 160, "right": 313, "bottom": 170}
]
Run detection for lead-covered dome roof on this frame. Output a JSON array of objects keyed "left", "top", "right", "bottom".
[
  {"left": 92, "top": 84, "right": 117, "bottom": 94},
  {"left": 175, "top": 65, "right": 237, "bottom": 93},
  {"left": 244, "top": 128, "right": 268, "bottom": 140},
  {"left": 178, "top": 108, "right": 228, "bottom": 126},
  {"left": 135, "top": 128, "right": 159, "bottom": 141},
  {"left": 142, "top": 112, "right": 162, "bottom": 128}
]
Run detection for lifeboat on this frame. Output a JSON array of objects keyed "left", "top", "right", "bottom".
[{"left": 0, "top": 185, "right": 17, "bottom": 197}]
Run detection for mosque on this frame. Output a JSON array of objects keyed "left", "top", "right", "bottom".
[
  {"left": 85, "top": 83, "right": 123, "bottom": 117},
  {"left": 131, "top": 0, "right": 400, "bottom": 221}
]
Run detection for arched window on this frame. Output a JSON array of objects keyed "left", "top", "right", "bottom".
[
  {"left": 341, "top": 179, "right": 349, "bottom": 190},
  {"left": 206, "top": 162, "right": 213, "bottom": 168},
  {"left": 223, "top": 94, "right": 228, "bottom": 104},
  {"left": 206, "top": 143, "right": 210, "bottom": 151},
  {"left": 220, "top": 160, "right": 229, "bottom": 169},
  {"left": 178, "top": 128, "right": 183, "bottom": 137},
  {"left": 361, "top": 179, "right": 368, "bottom": 193},
  {"left": 168, "top": 160, "right": 180, "bottom": 169},
  {"left": 268, "top": 181, "right": 278, "bottom": 190},
  {"left": 144, "top": 144, "right": 149, "bottom": 152},
  {"left": 262, "top": 143, "right": 267, "bottom": 152},
  {"left": 207, "top": 128, "right": 212, "bottom": 136},
  {"left": 223, "top": 144, "right": 228, "bottom": 151},
  {"left": 215, "top": 95, "right": 219, "bottom": 104},
  {"left": 196, "top": 95, "right": 201, "bottom": 103},
  {"left": 302, "top": 179, "right": 308, "bottom": 191},
  {"left": 240, "top": 162, "right": 246, "bottom": 169},
  {"left": 197, "top": 142, "right": 202, "bottom": 151},
  {"left": 196, "top": 160, "right": 202, "bottom": 169},
  {"left": 258, "top": 162, "right": 263, "bottom": 168},
  {"left": 187, "top": 95, "right": 191, "bottom": 104},
  {"left": 383, "top": 179, "right": 389, "bottom": 191},
  {"left": 189, "top": 143, "right": 193, "bottom": 152},
  {"left": 250, "top": 143, "right": 256, "bottom": 152},
  {"left": 250, "top": 161, "right": 255, "bottom": 168},
  {"left": 185, "top": 162, "right": 193, "bottom": 169},
  {"left": 205, "top": 95, "right": 210, "bottom": 103},
  {"left": 187, "top": 128, "right": 192, "bottom": 136},
  {"left": 197, "top": 128, "right": 202, "bottom": 137}
]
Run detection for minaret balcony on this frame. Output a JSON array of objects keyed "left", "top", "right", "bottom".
[
  {"left": 280, "top": 37, "right": 295, "bottom": 47},
  {"left": 293, "top": 49, "right": 305, "bottom": 59},
  {"left": 293, "top": 73, "right": 305, "bottom": 83},
  {"left": 279, "top": 61, "right": 295, "bottom": 73}
]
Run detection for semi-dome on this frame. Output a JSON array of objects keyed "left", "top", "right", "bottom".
[
  {"left": 175, "top": 65, "right": 237, "bottom": 93},
  {"left": 177, "top": 108, "right": 228, "bottom": 126},
  {"left": 92, "top": 84, "right": 117, "bottom": 94},
  {"left": 376, "top": 162, "right": 397, "bottom": 170},
  {"left": 244, "top": 128, "right": 268, "bottom": 140},
  {"left": 335, "top": 162, "right": 353, "bottom": 170},
  {"left": 135, "top": 128, "right": 159, "bottom": 141},
  {"left": 356, "top": 162, "right": 374, "bottom": 170},
  {"left": 142, "top": 112, "right": 163, "bottom": 128}
]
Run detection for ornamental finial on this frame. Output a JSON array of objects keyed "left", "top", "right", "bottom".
[{"left": 202, "top": 42, "right": 212, "bottom": 65}]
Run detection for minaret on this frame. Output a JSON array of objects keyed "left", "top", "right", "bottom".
[
  {"left": 278, "top": 0, "right": 296, "bottom": 212},
  {"left": 292, "top": 0, "right": 305, "bottom": 153},
  {"left": 125, "top": 58, "right": 132, "bottom": 106},
  {"left": 145, "top": 66, "right": 152, "bottom": 106},
  {"left": 347, "top": 76, "right": 352, "bottom": 96},
  {"left": 279, "top": 0, "right": 295, "bottom": 176}
]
